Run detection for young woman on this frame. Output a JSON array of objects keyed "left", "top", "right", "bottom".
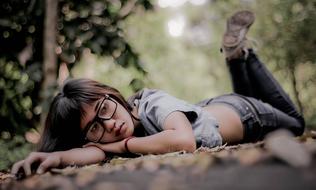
[{"left": 11, "top": 10, "right": 305, "bottom": 176}]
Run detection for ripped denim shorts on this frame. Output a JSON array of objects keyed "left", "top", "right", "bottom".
[{"left": 196, "top": 93, "right": 277, "bottom": 142}]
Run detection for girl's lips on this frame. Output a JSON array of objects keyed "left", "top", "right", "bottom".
[
  {"left": 120, "top": 122, "right": 127, "bottom": 134},
  {"left": 115, "top": 122, "right": 126, "bottom": 136}
]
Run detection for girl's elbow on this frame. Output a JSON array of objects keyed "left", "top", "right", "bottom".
[
  {"left": 184, "top": 141, "right": 196, "bottom": 153},
  {"left": 178, "top": 137, "right": 196, "bottom": 153}
]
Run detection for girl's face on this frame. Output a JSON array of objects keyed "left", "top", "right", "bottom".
[{"left": 80, "top": 95, "right": 135, "bottom": 143}]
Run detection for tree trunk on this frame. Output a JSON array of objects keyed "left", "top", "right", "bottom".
[
  {"left": 40, "top": 0, "right": 58, "bottom": 128},
  {"left": 289, "top": 65, "right": 303, "bottom": 114}
]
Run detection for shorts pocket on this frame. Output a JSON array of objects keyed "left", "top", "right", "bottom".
[{"left": 252, "top": 100, "right": 276, "bottom": 126}]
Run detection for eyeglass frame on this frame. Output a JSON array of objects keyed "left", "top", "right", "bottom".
[{"left": 82, "top": 94, "right": 118, "bottom": 143}]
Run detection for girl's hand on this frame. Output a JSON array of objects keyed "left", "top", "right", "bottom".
[
  {"left": 83, "top": 138, "right": 127, "bottom": 154},
  {"left": 11, "top": 152, "right": 61, "bottom": 176}
]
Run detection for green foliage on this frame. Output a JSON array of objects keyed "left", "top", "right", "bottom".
[
  {"left": 79, "top": 0, "right": 316, "bottom": 128},
  {"left": 0, "top": 133, "right": 34, "bottom": 171},
  {"left": 0, "top": 0, "right": 44, "bottom": 135},
  {"left": 0, "top": 0, "right": 153, "bottom": 135},
  {"left": 1, "top": 0, "right": 316, "bottom": 171},
  {"left": 57, "top": 0, "right": 152, "bottom": 71},
  {"left": 255, "top": 0, "right": 316, "bottom": 66},
  {"left": 254, "top": 0, "right": 316, "bottom": 126},
  {"left": 0, "top": 59, "right": 38, "bottom": 134},
  {"left": 119, "top": 0, "right": 254, "bottom": 101}
]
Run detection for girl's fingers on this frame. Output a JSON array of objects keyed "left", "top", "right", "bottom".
[
  {"left": 82, "top": 143, "right": 92, "bottom": 147},
  {"left": 83, "top": 142, "right": 98, "bottom": 148},
  {"left": 83, "top": 143, "right": 107, "bottom": 152},
  {"left": 22, "top": 161, "right": 32, "bottom": 176},
  {"left": 11, "top": 152, "right": 53, "bottom": 176},
  {"left": 17, "top": 152, "right": 45, "bottom": 176},
  {"left": 11, "top": 160, "right": 25, "bottom": 175},
  {"left": 36, "top": 157, "right": 58, "bottom": 174},
  {"left": 22, "top": 153, "right": 44, "bottom": 176},
  {"left": 85, "top": 142, "right": 123, "bottom": 153}
]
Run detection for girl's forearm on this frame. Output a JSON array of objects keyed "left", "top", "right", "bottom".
[
  {"left": 56, "top": 146, "right": 106, "bottom": 166},
  {"left": 128, "top": 130, "right": 196, "bottom": 154}
]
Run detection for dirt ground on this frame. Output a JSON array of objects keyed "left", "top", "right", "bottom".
[{"left": 1, "top": 130, "right": 316, "bottom": 190}]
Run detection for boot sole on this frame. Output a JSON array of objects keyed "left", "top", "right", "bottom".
[{"left": 223, "top": 10, "right": 255, "bottom": 48}]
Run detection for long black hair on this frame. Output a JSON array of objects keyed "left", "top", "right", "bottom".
[{"left": 37, "top": 78, "right": 133, "bottom": 152}]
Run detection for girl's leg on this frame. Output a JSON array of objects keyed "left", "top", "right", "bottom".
[
  {"left": 227, "top": 53, "right": 305, "bottom": 139},
  {"left": 222, "top": 10, "right": 257, "bottom": 97},
  {"left": 226, "top": 58, "right": 255, "bottom": 97},
  {"left": 245, "top": 50, "right": 297, "bottom": 116},
  {"left": 244, "top": 50, "right": 305, "bottom": 135},
  {"left": 222, "top": 11, "right": 305, "bottom": 139},
  {"left": 227, "top": 50, "right": 303, "bottom": 122}
]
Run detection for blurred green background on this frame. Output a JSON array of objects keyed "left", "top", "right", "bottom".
[{"left": 1, "top": 0, "right": 315, "bottom": 171}]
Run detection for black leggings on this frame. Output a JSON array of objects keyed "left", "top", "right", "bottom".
[
  {"left": 225, "top": 49, "right": 305, "bottom": 141},
  {"left": 197, "top": 49, "right": 305, "bottom": 142}
]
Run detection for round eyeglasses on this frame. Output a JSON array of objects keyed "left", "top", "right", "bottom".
[{"left": 83, "top": 94, "right": 118, "bottom": 143}]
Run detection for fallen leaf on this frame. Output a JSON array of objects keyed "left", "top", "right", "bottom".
[
  {"left": 75, "top": 170, "right": 97, "bottom": 187},
  {"left": 0, "top": 172, "right": 15, "bottom": 181},
  {"left": 50, "top": 166, "right": 78, "bottom": 176},
  {"left": 39, "top": 176, "right": 76, "bottom": 190},
  {"left": 191, "top": 154, "right": 214, "bottom": 175},
  {"left": 236, "top": 148, "right": 265, "bottom": 166},
  {"left": 141, "top": 159, "right": 160, "bottom": 172},
  {"left": 265, "top": 129, "right": 312, "bottom": 168},
  {"left": 93, "top": 182, "right": 132, "bottom": 190},
  {"left": 148, "top": 170, "right": 173, "bottom": 190}
]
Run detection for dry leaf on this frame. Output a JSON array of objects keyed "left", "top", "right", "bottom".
[
  {"left": 39, "top": 176, "right": 76, "bottom": 190},
  {"left": 236, "top": 148, "right": 265, "bottom": 165},
  {"left": 265, "top": 129, "right": 312, "bottom": 168},
  {"left": 142, "top": 159, "right": 160, "bottom": 172},
  {"left": 0, "top": 172, "right": 15, "bottom": 181},
  {"left": 148, "top": 170, "right": 173, "bottom": 190},
  {"left": 93, "top": 182, "right": 132, "bottom": 190},
  {"left": 109, "top": 157, "right": 130, "bottom": 165},
  {"left": 191, "top": 154, "right": 214, "bottom": 175},
  {"left": 50, "top": 166, "right": 78, "bottom": 175},
  {"left": 75, "top": 170, "right": 97, "bottom": 187}
]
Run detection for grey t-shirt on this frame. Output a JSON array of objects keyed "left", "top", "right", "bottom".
[{"left": 130, "top": 89, "right": 222, "bottom": 148}]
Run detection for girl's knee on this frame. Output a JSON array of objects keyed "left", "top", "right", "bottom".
[
  {"left": 295, "top": 116, "right": 305, "bottom": 136},
  {"left": 290, "top": 116, "right": 305, "bottom": 136}
]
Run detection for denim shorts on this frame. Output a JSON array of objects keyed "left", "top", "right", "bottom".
[{"left": 196, "top": 93, "right": 277, "bottom": 142}]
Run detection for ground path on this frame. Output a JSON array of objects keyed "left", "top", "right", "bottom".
[{"left": 1, "top": 130, "right": 316, "bottom": 190}]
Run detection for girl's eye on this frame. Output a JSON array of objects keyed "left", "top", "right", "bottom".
[
  {"left": 99, "top": 102, "right": 109, "bottom": 116},
  {"left": 90, "top": 123, "right": 99, "bottom": 133}
]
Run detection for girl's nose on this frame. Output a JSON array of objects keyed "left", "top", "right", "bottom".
[{"left": 103, "top": 119, "right": 116, "bottom": 133}]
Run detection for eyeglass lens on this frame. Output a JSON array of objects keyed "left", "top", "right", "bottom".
[{"left": 86, "top": 98, "right": 117, "bottom": 142}]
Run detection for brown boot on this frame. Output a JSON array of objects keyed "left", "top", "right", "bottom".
[{"left": 222, "top": 10, "right": 255, "bottom": 60}]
